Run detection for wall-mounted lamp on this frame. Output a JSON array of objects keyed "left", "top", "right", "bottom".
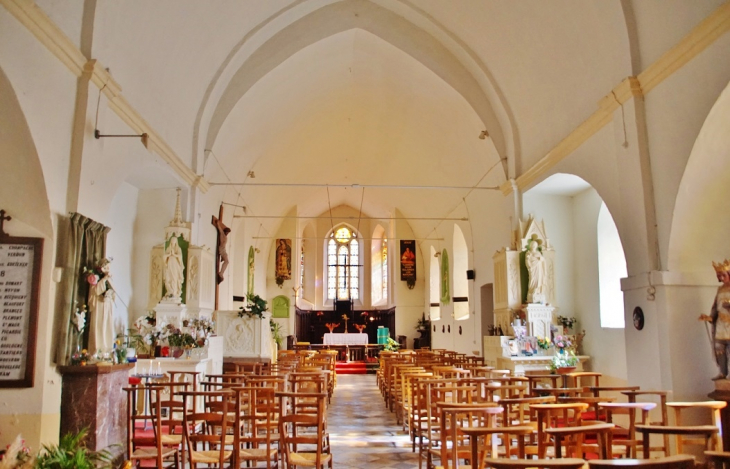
[
  {"left": 479, "top": 130, "right": 489, "bottom": 140},
  {"left": 434, "top": 252, "right": 441, "bottom": 258},
  {"left": 254, "top": 248, "right": 261, "bottom": 253}
]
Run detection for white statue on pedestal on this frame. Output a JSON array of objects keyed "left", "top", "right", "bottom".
[
  {"left": 164, "top": 236, "right": 184, "bottom": 301},
  {"left": 525, "top": 240, "right": 546, "bottom": 304}
]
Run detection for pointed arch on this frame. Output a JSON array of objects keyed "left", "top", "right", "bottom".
[
  {"left": 201, "top": 0, "right": 510, "bottom": 167},
  {"left": 371, "top": 224, "right": 388, "bottom": 305},
  {"left": 430, "top": 246, "right": 441, "bottom": 321},
  {"left": 453, "top": 225, "right": 469, "bottom": 320}
]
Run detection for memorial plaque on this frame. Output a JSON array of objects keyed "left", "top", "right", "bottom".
[{"left": 0, "top": 210, "right": 42, "bottom": 388}]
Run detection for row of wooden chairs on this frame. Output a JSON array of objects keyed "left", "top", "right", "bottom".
[
  {"left": 125, "top": 362, "right": 335, "bottom": 469},
  {"left": 377, "top": 349, "right": 730, "bottom": 467}
]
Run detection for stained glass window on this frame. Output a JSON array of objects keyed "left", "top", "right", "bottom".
[{"left": 327, "top": 226, "right": 359, "bottom": 300}]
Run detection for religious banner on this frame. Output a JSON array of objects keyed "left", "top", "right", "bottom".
[
  {"left": 400, "top": 240, "right": 416, "bottom": 282},
  {"left": 275, "top": 239, "right": 292, "bottom": 282},
  {"left": 0, "top": 210, "right": 42, "bottom": 388}
]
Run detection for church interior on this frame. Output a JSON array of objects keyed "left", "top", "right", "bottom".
[{"left": 2, "top": 0, "right": 730, "bottom": 464}]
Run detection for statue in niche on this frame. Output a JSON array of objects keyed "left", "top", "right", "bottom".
[
  {"left": 87, "top": 258, "right": 115, "bottom": 352},
  {"left": 525, "top": 239, "right": 546, "bottom": 304},
  {"left": 164, "top": 236, "right": 184, "bottom": 301},
  {"left": 699, "top": 259, "right": 730, "bottom": 380}
]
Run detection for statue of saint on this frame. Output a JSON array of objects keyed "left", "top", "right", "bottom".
[
  {"left": 525, "top": 240, "right": 546, "bottom": 304},
  {"left": 164, "top": 236, "right": 184, "bottom": 301},
  {"left": 699, "top": 259, "right": 730, "bottom": 380},
  {"left": 87, "top": 258, "right": 115, "bottom": 352}
]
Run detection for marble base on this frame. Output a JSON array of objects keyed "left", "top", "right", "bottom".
[
  {"left": 154, "top": 301, "right": 187, "bottom": 328},
  {"left": 58, "top": 364, "right": 133, "bottom": 454}
]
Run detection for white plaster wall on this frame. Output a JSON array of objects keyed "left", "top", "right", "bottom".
[
  {"left": 0, "top": 10, "right": 76, "bottom": 216},
  {"left": 572, "top": 189, "right": 628, "bottom": 385},
  {"left": 106, "top": 181, "right": 138, "bottom": 336}
]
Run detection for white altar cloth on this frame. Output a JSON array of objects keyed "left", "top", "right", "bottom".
[{"left": 323, "top": 333, "right": 368, "bottom": 346}]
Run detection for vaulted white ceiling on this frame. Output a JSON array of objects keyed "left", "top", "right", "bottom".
[{"left": 33, "top": 0, "right": 720, "bottom": 239}]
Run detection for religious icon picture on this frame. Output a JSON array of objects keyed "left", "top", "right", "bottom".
[
  {"left": 633, "top": 307, "right": 644, "bottom": 330},
  {"left": 275, "top": 239, "right": 292, "bottom": 281},
  {"left": 400, "top": 240, "right": 416, "bottom": 282}
]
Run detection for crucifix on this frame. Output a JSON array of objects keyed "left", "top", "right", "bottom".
[{"left": 211, "top": 204, "right": 231, "bottom": 310}]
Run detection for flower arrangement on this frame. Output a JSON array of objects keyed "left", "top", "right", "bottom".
[
  {"left": 133, "top": 312, "right": 168, "bottom": 355},
  {"left": 536, "top": 336, "right": 551, "bottom": 350},
  {"left": 511, "top": 309, "right": 526, "bottom": 323},
  {"left": 325, "top": 323, "right": 340, "bottom": 333},
  {"left": 557, "top": 316, "right": 577, "bottom": 330},
  {"left": 70, "top": 348, "right": 91, "bottom": 366},
  {"left": 165, "top": 326, "right": 198, "bottom": 348},
  {"left": 0, "top": 435, "right": 33, "bottom": 469},
  {"left": 354, "top": 324, "right": 366, "bottom": 333},
  {"left": 548, "top": 349, "right": 578, "bottom": 373},
  {"left": 552, "top": 335, "right": 573, "bottom": 352},
  {"left": 239, "top": 294, "right": 267, "bottom": 319},
  {"left": 382, "top": 337, "right": 400, "bottom": 352}
]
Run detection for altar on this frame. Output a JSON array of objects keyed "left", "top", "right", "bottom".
[{"left": 323, "top": 333, "right": 368, "bottom": 346}]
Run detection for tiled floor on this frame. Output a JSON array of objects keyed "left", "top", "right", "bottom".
[{"left": 329, "top": 374, "right": 420, "bottom": 468}]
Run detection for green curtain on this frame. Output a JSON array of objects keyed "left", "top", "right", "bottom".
[{"left": 54, "top": 213, "right": 110, "bottom": 365}]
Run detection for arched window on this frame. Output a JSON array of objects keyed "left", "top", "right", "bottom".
[
  {"left": 453, "top": 225, "right": 470, "bottom": 320},
  {"left": 327, "top": 226, "right": 359, "bottom": 300},
  {"left": 371, "top": 226, "right": 388, "bottom": 305},
  {"left": 597, "top": 203, "right": 627, "bottom": 328},
  {"left": 430, "top": 246, "right": 441, "bottom": 320}
]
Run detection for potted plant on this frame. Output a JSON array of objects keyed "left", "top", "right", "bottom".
[
  {"left": 270, "top": 319, "right": 283, "bottom": 350},
  {"left": 35, "top": 428, "right": 114, "bottom": 469},
  {"left": 239, "top": 294, "right": 267, "bottom": 319},
  {"left": 548, "top": 349, "right": 578, "bottom": 374},
  {"left": 382, "top": 337, "right": 400, "bottom": 352}
]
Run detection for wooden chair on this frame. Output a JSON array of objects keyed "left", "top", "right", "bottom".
[
  {"left": 598, "top": 401, "right": 656, "bottom": 458},
  {"left": 530, "top": 402, "right": 588, "bottom": 458},
  {"left": 124, "top": 386, "right": 180, "bottom": 469},
  {"left": 622, "top": 390, "right": 669, "bottom": 457},
  {"left": 276, "top": 391, "right": 332, "bottom": 469},
  {"left": 434, "top": 403, "right": 503, "bottom": 469},
  {"left": 148, "top": 381, "right": 193, "bottom": 465},
  {"left": 233, "top": 386, "right": 280, "bottom": 469},
  {"left": 636, "top": 400, "right": 726, "bottom": 457},
  {"left": 587, "top": 454, "right": 694, "bottom": 468},
  {"left": 705, "top": 450, "right": 730, "bottom": 468},
  {"left": 181, "top": 390, "right": 234, "bottom": 468}
]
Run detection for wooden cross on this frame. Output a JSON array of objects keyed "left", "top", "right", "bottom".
[{"left": 0, "top": 209, "right": 11, "bottom": 238}]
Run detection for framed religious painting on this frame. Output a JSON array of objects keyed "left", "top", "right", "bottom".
[
  {"left": 400, "top": 240, "right": 416, "bottom": 288},
  {"left": 0, "top": 210, "right": 43, "bottom": 388}
]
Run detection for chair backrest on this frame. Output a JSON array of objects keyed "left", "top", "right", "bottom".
[
  {"left": 181, "top": 390, "right": 233, "bottom": 467},
  {"left": 530, "top": 402, "right": 588, "bottom": 458},
  {"left": 276, "top": 391, "right": 329, "bottom": 468},
  {"left": 233, "top": 386, "right": 279, "bottom": 468},
  {"left": 438, "top": 402, "right": 503, "bottom": 469}
]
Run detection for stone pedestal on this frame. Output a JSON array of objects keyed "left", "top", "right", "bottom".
[
  {"left": 154, "top": 300, "right": 187, "bottom": 328},
  {"left": 524, "top": 303, "right": 556, "bottom": 338},
  {"left": 216, "top": 311, "right": 273, "bottom": 361},
  {"left": 58, "top": 363, "right": 133, "bottom": 454}
]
